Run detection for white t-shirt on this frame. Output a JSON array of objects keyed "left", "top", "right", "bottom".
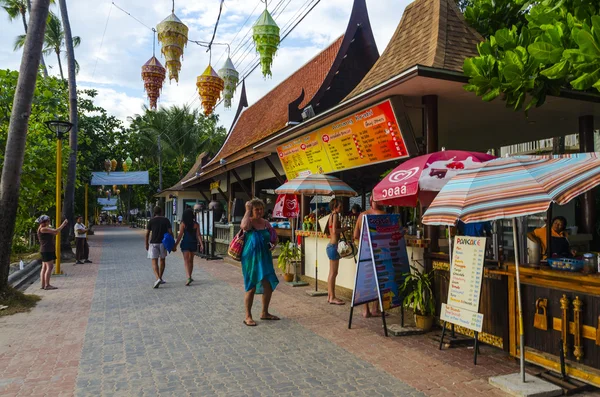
[
  {"left": 118, "top": 216, "right": 123, "bottom": 222},
  {"left": 74, "top": 223, "right": 87, "bottom": 238}
]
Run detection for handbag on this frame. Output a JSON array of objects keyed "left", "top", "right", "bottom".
[
  {"left": 162, "top": 232, "right": 175, "bottom": 253},
  {"left": 228, "top": 229, "right": 246, "bottom": 261},
  {"left": 337, "top": 232, "right": 357, "bottom": 259}
]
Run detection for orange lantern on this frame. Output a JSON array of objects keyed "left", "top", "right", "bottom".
[
  {"left": 196, "top": 65, "right": 224, "bottom": 116},
  {"left": 141, "top": 56, "right": 166, "bottom": 109}
]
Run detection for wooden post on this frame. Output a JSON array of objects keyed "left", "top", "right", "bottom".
[
  {"left": 227, "top": 171, "right": 233, "bottom": 223},
  {"left": 423, "top": 95, "right": 439, "bottom": 253},
  {"left": 251, "top": 162, "right": 256, "bottom": 198},
  {"left": 579, "top": 116, "right": 595, "bottom": 237}
]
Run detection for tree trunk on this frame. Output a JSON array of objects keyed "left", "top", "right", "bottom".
[
  {"left": 56, "top": 50, "right": 64, "bottom": 80},
  {"left": 21, "top": 9, "right": 28, "bottom": 33},
  {"left": 25, "top": 0, "right": 49, "bottom": 78},
  {"left": 0, "top": 0, "right": 50, "bottom": 291},
  {"left": 58, "top": 0, "right": 78, "bottom": 255}
]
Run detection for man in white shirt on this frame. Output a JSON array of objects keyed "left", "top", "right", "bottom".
[
  {"left": 74, "top": 216, "right": 92, "bottom": 264},
  {"left": 118, "top": 215, "right": 123, "bottom": 225}
]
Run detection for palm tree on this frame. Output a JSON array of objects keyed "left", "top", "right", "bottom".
[
  {"left": 1, "top": 0, "right": 51, "bottom": 77},
  {"left": 0, "top": 0, "right": 51, "bottom": 290},
  {"left": 14, "top": 11, "right": 80, "bottom": 79}
]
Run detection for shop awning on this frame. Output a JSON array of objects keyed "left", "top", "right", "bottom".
[{"left": 90, "top": 171, "right": 149, "bottom": 186}]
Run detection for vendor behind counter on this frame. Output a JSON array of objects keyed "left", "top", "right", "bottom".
[{"left": 528, "top": 216, "right": 575, "bottom": 259}]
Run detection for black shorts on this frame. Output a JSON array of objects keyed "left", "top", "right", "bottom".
[{"left": 41, "top": 252, "right": 56, "bottom": 262}]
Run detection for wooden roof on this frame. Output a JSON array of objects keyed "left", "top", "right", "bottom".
[{"left": 347, "top": 0, "right": 483, "bottom": 99}]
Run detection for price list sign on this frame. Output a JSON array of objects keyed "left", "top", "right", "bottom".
[
  {"left": 440, "top": 236, "right": 486, "bottom": 332},
  {"left": 277, "top": 100, "right": 410, "bottom": 179}
]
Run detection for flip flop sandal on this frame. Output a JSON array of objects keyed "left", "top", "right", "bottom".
[
  {"left": 45, "top": 286, "right": 58, "bottom": 290},
  {"left": 328, "top": 300, "right": 345, "bottom": 305},
  {"left": 260, "top": 315, "right": 280, "bottom": 321},
  {"left": 243, "top": 320, "right": 257, "bottom": 327}
]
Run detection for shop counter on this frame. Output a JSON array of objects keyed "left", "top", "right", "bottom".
[{"left": 501, "top": 263, "right": 600, "bottom": 387}]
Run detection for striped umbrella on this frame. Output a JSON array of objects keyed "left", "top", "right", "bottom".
[
  {"left": 275, "top": 174, "right": 358, "bottom": 197},
  {"left": 422, "top": 153, "right": 600, "bottom": 225},
  {"left": 422, "top": 152, "right": 600, "bottom": 383},
  {"left": 275, "top": 174, "right": 356, "bottom": 295}
]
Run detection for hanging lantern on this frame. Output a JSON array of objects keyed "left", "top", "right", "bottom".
[
  {"left": 122, "top": 161, "right": 129, "bottom": 173},
  {"left": 196, "top": 65, "right": 224, "bottom": 116},
  {"left": 116, "top": 189, "right": 121, "bottom": 195},
  {"left": 110, "top": 159, "right": 117, "bottom": 171},
  {"left": 141, "top": 56, "right": 166, "bottom": 109},
  {"left": 157, "top": 12, "right": 188, "bottom": 83},
  {"left": 112, "top": 185, "right": 117, "bottom": 193},
  {"left": 104, "top": 159, "right": 111, "bottom": 174},
  {"left": 124, "top": 184, "right": 128, "bottom": 189},
  {"left": 126, "top": 156, "right": 133, "bottom": 169},
  {"left": 218, "top": 57, "right": 239, "bottom": 109},
  {"left": 252, "top": 7, "right": 280, "bottom": 78}
]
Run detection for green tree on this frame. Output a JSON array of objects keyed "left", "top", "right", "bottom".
[
  {"left": 463, "top": 0, "right": 600, "bottom": 112},
  {"left": 0, "top": 0, "right": 51, "bottom": 291},
  {"left": 14, "top": 11, "right": 80, "bottom": 79},
  {"left": 463, "top": 0, "right": 529, "bottom": 38}
]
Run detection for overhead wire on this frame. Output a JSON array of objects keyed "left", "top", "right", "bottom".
[
  {"left": 213, "top": 0, "right": 261, "bottom": 67},
  {"left": 92, "top": 2, "right": 113, "bottom": 79}
]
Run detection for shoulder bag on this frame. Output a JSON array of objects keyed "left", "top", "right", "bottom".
[
  {"left": 337, "top": 231, "right": 357, "bottom": 259},
  {"left": 228, "top": 229, "right": 246, "bottom": 261}
]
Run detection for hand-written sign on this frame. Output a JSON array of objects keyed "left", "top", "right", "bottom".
[
  {"left": 448, "top": 236, "right": 486, "bottom": 312},
  {"left": 277, "top": 100, "right": 410, "bottom": 179},
  {"left": 440, "top": 303, "right": 484, "bottom": 332}
]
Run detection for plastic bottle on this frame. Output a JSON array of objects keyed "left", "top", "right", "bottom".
[{"left": 19, "top": 260, "right": 24, "bottom": 270}]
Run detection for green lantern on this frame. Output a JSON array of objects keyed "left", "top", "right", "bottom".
[
  {"left": 126, "top": 156, "right": 133, "bottom": 169},
  {"left": 252, "top": 7, "right": 280, "bottom": 78},
  {"left": 218, "top": 57, "right": 239, "bottom": 109}
]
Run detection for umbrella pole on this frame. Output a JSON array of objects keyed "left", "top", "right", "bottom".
[
  {"left": 315, "top": 195, "right": 319, "bottom": 292},
  {"left": 512, "top": 218, "right": 526, "bottom": 383}
]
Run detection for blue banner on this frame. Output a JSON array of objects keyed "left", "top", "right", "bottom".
[{"left": 352, "top": 214, "right": 409, "bottom": 310}]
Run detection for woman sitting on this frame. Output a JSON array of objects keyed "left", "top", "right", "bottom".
[{"left": 528, "top": 216, "right": 575, "bottom": 259}]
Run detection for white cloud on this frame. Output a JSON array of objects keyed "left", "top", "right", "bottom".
[{"left": 0, "top": 0, "right": 410, "bottom": 131}]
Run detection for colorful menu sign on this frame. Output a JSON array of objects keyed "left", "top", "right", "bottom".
[
  {"left": 277, "top": 100, "right": 410, "bottom": 179},
  {"left": 440, "top": 236, "right": 486, "bottom": 332},
  {"left": 352, "top": 214, "right": 410, "bottom": 310}
]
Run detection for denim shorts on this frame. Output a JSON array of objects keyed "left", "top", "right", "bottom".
[{"left": 326, "top": 243, "right": 340, "bottom": 260}]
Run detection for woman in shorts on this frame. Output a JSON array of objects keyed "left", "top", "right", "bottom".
[
  {"left": 174, "top": 208, "right": 204, "bottom": 286},
  {"left": 37, "top": 215, "right": 68, "bottom": 290}
]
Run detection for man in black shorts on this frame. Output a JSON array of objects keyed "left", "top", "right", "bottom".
[{"left": 145, "top": 206, "right": 173, "bottom": 288}]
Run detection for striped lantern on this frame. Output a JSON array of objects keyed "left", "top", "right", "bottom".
[
  {"left": 141, "top": 56, "right": 166, "bottom": 109},
  {"left": 218, "top": 57, "right": 239, "bottom": 109},
  {"left": 157, "top": 12, "right": 189, "bottom": 83},
  {"left": 252, "top": 8, "right": 280, "bottom": 78},
  {"left": 196, "top": 65, "right": 224, "bottom": 116}
]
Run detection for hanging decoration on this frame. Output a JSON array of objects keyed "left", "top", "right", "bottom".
[
  {"left": 97, "top": 187, "right": 103, "bottom": 195},
  {"left": 126, "top": 156, "right": 133, "bottom": 170},
  {"left": 196, "top": 64, "right": 224, "bottom": 116},
  {"left": 116, "top": 189, "right": 121, "bottom": 195},
  {"left": 156, "top": 2, "right": 189, "bottom": 83},
  {"left": 124, "top": 184, "right": 128, "bottom": 189},
  {"left": 112, "top": 185, "right": 117, "bottom": 193},
  {"left": 218, "top": 54, "right": 239, "bottom": 109},
  {"left": 252, "top": 3, "right": 280, "bottom": 78},
  {"left": 110, "top": 159, "right": 117, "bottom": 171},
  {"left": 122, "top": 161, "right": 129, "bottom": 173},
  {"left": 141, "top": 56, "right": 166, "bottom": 110},
  {"left": 104, "top": 159, "right": 111, "bottom": 174}
]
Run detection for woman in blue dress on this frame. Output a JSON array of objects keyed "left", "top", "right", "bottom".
[
  {"left": 174, "top": 208, "right": 204, "bottom": 286},
  {"left": 241, "top": 198, "right": 279, "bottom": 326}
]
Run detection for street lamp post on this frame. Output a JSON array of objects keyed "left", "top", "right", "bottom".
[{"left": 45, "top": 120, "right": 73, "bottom": 275}]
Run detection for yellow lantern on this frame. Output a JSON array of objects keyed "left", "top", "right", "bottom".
[
  {"left": 116, "top": 189, "right": 121, "bottom": 195},
  {"left": 196, "top": 65, "right": 224, "bottom": 116},
  {"left": 141, "top": 56, "right": 166, "bottom": 109},
  {"left": 157, "top": 10, "right": 188, "bottom": 83},
  {"left": 112, "top": 185, "right": 117, "bottom": 193},
  {"left": 110, "top": 159, "right": 117, "bottom": 172}
]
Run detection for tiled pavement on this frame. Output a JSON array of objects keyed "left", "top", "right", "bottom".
[{"left": 0, "top": 226, "right": 597, "bottom": 396}]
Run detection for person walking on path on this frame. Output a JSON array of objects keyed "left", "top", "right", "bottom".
[
  {"left": 174, "top": 208, "right": 204, "bottom": 286},
  {"left": 145, "top": 206, "right": 173, "bottom": 289},
  {"left": 37, "top": 215, "right": 68, "bottom": 290},
  {"left": 74, "top": 216, "right": 92, "bottom": 265},
  {"left": 354, "top": 195, "right": 386, "bottom": 317},
  {"left": 118, "top": 214, "right": 123, "bottom": 225},
  {"left": 326, "top": 198, "right": 349, "bottom": 305},
  {"left": 241, "top": 198, "right": 280, "bottom": 326}
]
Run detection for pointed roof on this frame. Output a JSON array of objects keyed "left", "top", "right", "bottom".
[{"left": 347, "top": 0, "right": 483, "bottom": 99}]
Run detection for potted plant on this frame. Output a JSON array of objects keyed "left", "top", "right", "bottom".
[
  {"left": 400, "top": 267, "right": 436, "bottom": 331},
  {"left": 277, "top": 240, "right": 301, "bottom": 282}
]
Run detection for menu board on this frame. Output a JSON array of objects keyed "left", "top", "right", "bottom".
[
  {"left": 440, "top": 236, "right": 486, "bottom": 332},
  {"left": 352, "top": 215, "right": 409, "bottom": 310},
  {"left": 277, "top": 100, "right": 410, "bottom": 179}
]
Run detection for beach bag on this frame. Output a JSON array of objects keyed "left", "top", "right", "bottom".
[
  {"left": 162, "top": 232, "right": 175, "bottom": 253},
  {"left": 337, "top": 233, "right": 357, "bottom": 259},
  {"left": 228, "top": 229, "right": 245, "bottom": 261}
]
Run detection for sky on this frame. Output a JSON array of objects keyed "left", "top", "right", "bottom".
[{"left": 0, "top": 0, "right": 411, "bottom": 131}]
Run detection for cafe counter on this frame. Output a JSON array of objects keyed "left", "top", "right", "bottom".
[{"left": 431, "top": 253, "right": 600, "bottom": 387}]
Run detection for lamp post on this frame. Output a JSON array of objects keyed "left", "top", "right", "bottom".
[{"left": 45, "top": 120, "right": 73, "bottom": 275}]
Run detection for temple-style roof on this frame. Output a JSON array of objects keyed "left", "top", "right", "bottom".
[{"left": 347, "top": 0, "right": 483, "bottom": 99}]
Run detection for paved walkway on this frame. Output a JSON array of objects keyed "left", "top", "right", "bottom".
[{"left": 0, "top": 226, "right": 596, "bottom": 396}]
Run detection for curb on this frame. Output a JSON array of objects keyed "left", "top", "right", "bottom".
[{"left": 8, "top": 260, "right": 41, "bottom": 290}]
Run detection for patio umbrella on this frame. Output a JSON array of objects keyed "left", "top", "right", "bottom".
[
  {"left": 422, "top": 153, "right": 600, "bottom": 383},
  {"left": 373, "top": 149, "right": 496, "bottom": 207},
  {"left": 272, "top": 193, "right": 301, "bottom": 281},
  {"left": 276, "top": 174, "right": 358, "bottom": 294}
]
